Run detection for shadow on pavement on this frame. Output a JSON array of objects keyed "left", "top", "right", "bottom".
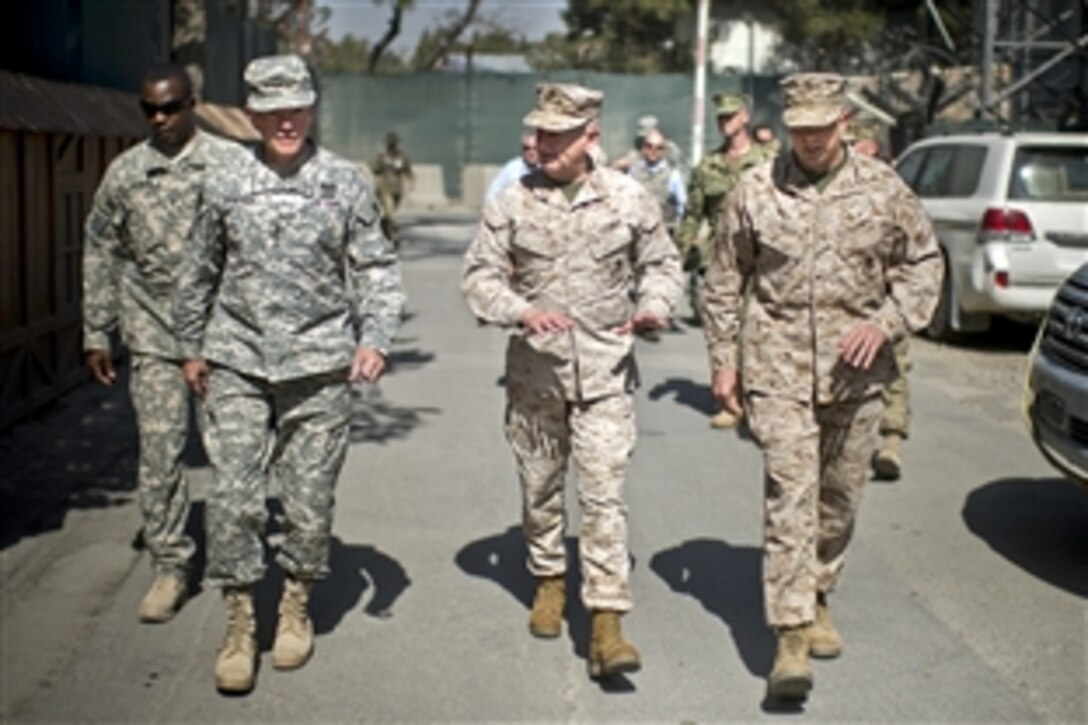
[
  {"left": 248, "top": 528, "right": 410, "bottom": 653},
  {"left": 962, "top": 477, "right": 1088, "bottom": 597},
  {"left": 455, "top": 525, "right": 641, "bottom": 692},
  {"left": 646, "top": 377, "right": 719, "bottom": 416},
  {"left": 935, "top": 317, "right": 1040, "bottom": 354},
  {"left": 314, "top": 536, "right": 411, "bottom": 630},
  {"left": 454, "top": 524, "right": 536, "bottom": 609},
  {"left": 650, "top": 538, "right": 774, "bottom": 678},
  {"left": 348, "top": 383, "right": 440, "bottom": 445},
  {"left": 1, "top": 366, "right": 206, "bottom": 552}
]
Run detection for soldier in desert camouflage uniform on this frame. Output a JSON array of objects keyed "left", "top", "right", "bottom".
[
  {"left": 677, "top": 91, "right": 777, "bottom": 430},
  {"left": 371, "top": 131, "right": 413, "bottom": 242},
  {"left": 461, "top": 83, "right": 683, "bottom": 680},
  {"left": 700, "top": 73, "right": 942, "bottom": 700},
  {"left": 845, "top": 117, "right": 913, "bottom": 481},
  {"left": 175, "top": 54, "right": 405, "bottom": 694},
  {"left": 82, "top": 63, "right": 241, "bottom": 625}
]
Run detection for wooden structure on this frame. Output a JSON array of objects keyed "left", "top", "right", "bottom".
[{"left": 0, "top": 70, "right": 255, "bottom": 429}]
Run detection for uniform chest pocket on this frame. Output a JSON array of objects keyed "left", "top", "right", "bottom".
[
  {"left": 753, "top": 220, "right": 807, "bottom": 303},
  {"left": 511, "top": 220, "right": 562, "bottom": 260},
  {"left": 304, "top": 199, "right": 349, "bottom": 252},
  {"left": 588, "top": 218, "right": 633, "bottom": 290},
  {"left": 834, "top": 208, "right": 891, "bottom": 283}
]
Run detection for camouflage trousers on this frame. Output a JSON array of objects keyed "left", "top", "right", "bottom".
[
  {"left": 377, "top": 189, "right": 403, "bottom": 241},
  {"left": 880, "top": 337, "right": 912, "bottom": 438},
  {"left": 202, "top": 366, "right": 350, "bottom": 588},
  {"left": 129, "top": 353, "right": 196, "bottom": 576},
  {"left": 746, "top": 392, "right": 884, "bottom": 627},
  {"left": 505, "top": 387, "right": 636, "bottom": 612}
]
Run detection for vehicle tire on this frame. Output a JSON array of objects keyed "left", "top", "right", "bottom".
[{"left": 926, "top": 253, "right": 959, "bottom": 342}]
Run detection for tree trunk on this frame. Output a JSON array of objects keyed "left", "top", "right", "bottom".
[
  {"left": 368, "top": 5, "right": 404, "bottom": 72},
  {"left": 415, "top": 0, "right": 482, "bottom": 71}
]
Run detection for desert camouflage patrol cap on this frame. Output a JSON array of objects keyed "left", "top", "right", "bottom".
[
  {"left": 244, "top": 54, "right": 317, "bottom": 112},
  {"left": 523, "top": 83, "right": 603, "bottom": 132},
  {"left": 713, "top": 91, "right": 747, "bottom": 116},
  {"left": 781, "top": 72, "right": 847, "bottom": 128}
]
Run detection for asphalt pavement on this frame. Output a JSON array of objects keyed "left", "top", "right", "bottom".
[{"left": 2, "top": 209, "right": 1084, "bottom": 722}]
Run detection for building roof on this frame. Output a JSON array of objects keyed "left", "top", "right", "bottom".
[{"left": 0, "top": 70, "right": 257, "bottom": 141}]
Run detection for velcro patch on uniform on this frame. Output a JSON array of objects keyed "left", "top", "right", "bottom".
[{"left": 321, "top": 182, "right": 337, "bottom": 199}]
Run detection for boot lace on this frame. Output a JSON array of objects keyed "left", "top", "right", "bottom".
[{"left": 278, "top": 583, "right": 310, "bottom": 637}]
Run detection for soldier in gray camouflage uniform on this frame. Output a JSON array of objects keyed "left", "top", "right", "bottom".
[
  {"left": 700, "top": 73, "right": 942, "bottom": 700},
  {"left": 83, "top": 64, "right": 241, "bottom": 625},
  {"left": 174, "top": 54, "right": 405, "bottom": 694},
  {"left": 462, "top": 83, "right": 683, "bottom": 680}
]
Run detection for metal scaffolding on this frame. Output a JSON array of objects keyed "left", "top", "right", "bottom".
[{"left": 976, "top": 0, "right": 1087, "bottom": 126}]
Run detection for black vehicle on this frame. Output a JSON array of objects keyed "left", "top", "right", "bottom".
[{"left": 1025, "top": 262, "right": 1088, "bottom": 487}]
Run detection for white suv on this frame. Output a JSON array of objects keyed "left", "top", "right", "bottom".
[{"left": 894, "top": 132, "right": 1088, "bottom": 340}]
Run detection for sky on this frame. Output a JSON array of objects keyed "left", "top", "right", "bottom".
[{"left": 321, "top": 0, "right": 568, "bottom": 54}]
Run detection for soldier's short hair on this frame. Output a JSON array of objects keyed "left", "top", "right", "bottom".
[{"left": 142, "top": 64, "right": 193, "bottom": 99}]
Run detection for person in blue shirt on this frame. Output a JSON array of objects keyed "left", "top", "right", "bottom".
[{"left": 485, "top": 131, "right": 539, "bottom": 201}]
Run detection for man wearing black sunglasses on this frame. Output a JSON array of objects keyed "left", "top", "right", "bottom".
[{"left": 83, "top": 64, "right": 243, "bottom": 626}]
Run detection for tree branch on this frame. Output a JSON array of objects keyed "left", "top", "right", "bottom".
[
  {"left": 416, "top": 0, "right": 482, "bottom": 71},
  {"left": 369, "top": 4, "right": 404, "bottom": 72}
]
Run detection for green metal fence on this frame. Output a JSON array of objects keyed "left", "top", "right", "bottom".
[{"left": 318, "top": 71, "right": 783, "bottom": 199}]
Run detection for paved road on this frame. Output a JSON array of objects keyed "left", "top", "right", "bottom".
[{"left": 2, "top": 211, "right": 1085, "bottom": 722}]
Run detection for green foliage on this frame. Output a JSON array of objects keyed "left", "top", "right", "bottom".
[
  {"left": 530, "top": 0, "right": 694, "bottom": 73},
  {"left": 765, "top": 0, "right": 977, "bottom": 72}
]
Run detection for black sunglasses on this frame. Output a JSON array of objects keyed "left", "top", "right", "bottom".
[{"left": 139, "top": 98, "right": 192, "bottom": 118}]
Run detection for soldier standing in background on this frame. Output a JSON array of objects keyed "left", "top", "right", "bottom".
[
  {"left": 753, "top": 123, "right": 782, "bottom": 155},
  {"left": 175, "top": 54, "right": 405, "bottom": 694},
  {"left": 628, "top": 127, "right": 687, "bottom": 238},
  {"left": 677, "top": 91, "right": 776, "bottom": 429},
  {"left": 461, "top": 83, "right": 683, "bottom": 680},
  {"left": 612, "top": 114, "right": 687, "bottom": 178},
  {"left": 82, "top": 64, "right": 240, "bottom": 624},
  {"left": 701, "top": 73, "right": 941, "bottom": 700},
  {"left": 371, "top": 131, "right": 414, "bottom": 242}
]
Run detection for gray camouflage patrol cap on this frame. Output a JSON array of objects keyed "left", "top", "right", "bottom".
[
  {"left": 781, "top": 72, "right": 847, "bottom": 128},
  {"left": 244, "top": 54, "right": 316, "bottom": 112},
  {"left": 523, "top": 83, "right": 603, "bottom": 132},
  {"left": 713, "top": 91, "right": 747, "bottom": 116}
]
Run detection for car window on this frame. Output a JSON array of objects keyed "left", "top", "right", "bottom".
[
  {"left": 1009, "top": 145, "right": 1088, "bottom": 201},
  {"left": 915, "top": 146, "right": 956, "bottom": 197},
  {"left": 947, "top": 145, "right": 986, "bottom": 196},
  {"left": 895, "top": 148, "right": 927, "bottom": 191}
]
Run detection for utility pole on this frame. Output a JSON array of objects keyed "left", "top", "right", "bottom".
[
  {"left": 980, "top": 0, "right": 997, "bottom": 117},
  {"left": 691, "top": 0, "right": 710, "bottom": 166}
]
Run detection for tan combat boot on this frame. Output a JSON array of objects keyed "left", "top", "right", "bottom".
[
  {"left": 807, "top": 592, "right": 842, "bottom": 659},
  {"left": 215, "top": 587, "right": 257, "bottom": 693},
  {"left": 138, "top": 572, "right": 187, "bottom": 623},
  {"left": 528, "top": 576, "right": 565, "bottom": 638},
  {"left": 588, "top": 610, "right": 641, "bottom": 679},
  {"left": 872, "top": 433, "right": 903, "bottom": 480},
  {"left": 766, "top": 625, "right": 813, "bottom": 699},
  {"left": 709, "top": 408, "right": 742, "bottom": 430},
  {"left": 272, "top": 576, "right": 314, "bottom": 670}
]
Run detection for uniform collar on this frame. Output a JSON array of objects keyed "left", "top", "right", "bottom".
[
  {"left": 777, "top": 145, "right": 859, "bottom": 198},
  {"left": 524, "top": 161, "right": 609, "bottom": 209},
  {"left": 141, "top": 128, "right": 209, "bottom": 175}
]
